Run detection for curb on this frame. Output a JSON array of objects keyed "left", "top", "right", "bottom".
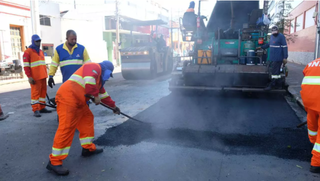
[
  {"left": 0, "top": 79, "right": 28, "bottom": 86},
  {"left": 287, "top": 85, "right": 306, "bottom": 112}
]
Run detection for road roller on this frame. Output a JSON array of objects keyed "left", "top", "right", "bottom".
[{"left": 120, "top": 20, "right": 173, "bottom": 80}]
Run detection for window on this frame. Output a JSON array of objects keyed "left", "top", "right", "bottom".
[
  {"left": 290, "top": 20, "right": 294, "bottom": 34},
  {"left": 42, "top": 44, "right": 54, "bottom": 57},
  {"left": 305, "top": 6, "right": 316, "bottom": 28},
  {"left": 40, "top": 15, "right": 51, "bottom": 26},
  {"left": 296, "top": 14, "right": 303, "bottom": 32}
]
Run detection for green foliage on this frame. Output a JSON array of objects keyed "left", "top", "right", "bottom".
[{"left": 272, "top": 0, "right": 298, "bottom": 43}]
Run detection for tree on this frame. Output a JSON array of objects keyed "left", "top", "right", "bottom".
[{"left": 271, "top": 0, "right": 297, "bottom": 43}]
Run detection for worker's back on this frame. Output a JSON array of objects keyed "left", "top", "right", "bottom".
[
  {"left": 301, "top": 59, "right": 320, "bottom": 112},
  {"left": 56, "top": 63, "right": 102, "bottom": 107}
]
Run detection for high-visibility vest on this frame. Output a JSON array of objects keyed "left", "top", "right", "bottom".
[
  {"left": 56, "top": 43, "right": 86, "bottom": 82},
  {"left": 301, "top": 59, "right": 320, "bottom": 112},
  {"left": 55, "top": 63, "right": 103, "bottom": 106},
  {"left": 24, "top": 48, "right": 47, "bottom": 80}
]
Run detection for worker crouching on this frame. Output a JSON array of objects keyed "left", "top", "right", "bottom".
[
  {"left": 46, "top": 61, "right": 120, "bottom": 176},
  {"left": 301, "top": 58, "right": 320, "bottom": 173}
]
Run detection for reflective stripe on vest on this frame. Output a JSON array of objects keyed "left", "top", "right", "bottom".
[
  {"left": 84, "top": 76, "right": 96, "bottom": 85},
  {"left": 69, "top": 74, "right": 85, "bottom": 88},
  {"left": 24, "top": 62, "right": 30, "bottom": 67},
  {"left": 99, "top": 92, "right": 109, "bottom": 99},
  {"left": 80, "top": 137, "right": 94, "bottom": 146},
  {"left": 51, "top": 60, "right": 59, "bottom": 68},
  {"left": 52, "top": 146, "right": 71, "bottom": 157},
  {"left": 60, "top": 59, "right": 83, "bottom": 67},
  {"left": 302, "top": 76, "right": 320, "bottom": 85},
  {"left": 270, "top": 45, "right": 280, "bottom": 48},
  {"left": 30, "top": 60, "right": 46, "bottom": 68},
  {"left": 309, "top": 129, "right": 318, "bottom": 136},
  {"left": 314, "top": 143, "right": 320, "bottom": 153},
  {"left": 84, "top": 59, "right": 91, "bottom": 63},
  {"left": 271, "top": 75, "right": 281, "bottom": 79}
]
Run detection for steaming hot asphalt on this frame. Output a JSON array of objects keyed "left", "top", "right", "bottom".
[{"left": 96, "top": 92, "right": 312, "bottom": 161}]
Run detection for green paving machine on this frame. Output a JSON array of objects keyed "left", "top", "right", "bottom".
[{"left": 169, "top": 1, "right": 287, "bottom": 92}]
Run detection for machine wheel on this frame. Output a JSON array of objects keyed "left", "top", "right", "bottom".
[
  {"left": 122, "top": 71, "right": 133, "bottom": 80},
  {"left": 167, "top": 56, "right": 173, "bottom": 73},
  {"left": 151, "top": 61, "right": 157, "bottom": 79}
]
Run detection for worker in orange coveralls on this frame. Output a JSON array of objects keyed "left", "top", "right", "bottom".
[
  {"left": 301, "top": 58, "right": 320, "bottom": 173},
  {"left": 23, "top": 34, "right": 52, "bottom": 117},
  {"left": 46, "top": 60, "right": 120, "bottom": 176}
]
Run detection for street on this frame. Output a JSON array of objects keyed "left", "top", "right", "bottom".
[{"left": 0, "top": 72, "right": 318, "bottom": 181}]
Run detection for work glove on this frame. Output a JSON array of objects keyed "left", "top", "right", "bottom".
[
  {"left": 256, "top": 47, "right": 262, "bottom": 50},
  {"left": 94, "top": 96, "right": 101, "bottom": 105},
  {"left": 283, "top": 59, "right": 288, "bottom": 65},
  {"left": 113, "top": 107, "right": 121, "bottom": 115},
  {"left": 28, "top": 77, "right": 35, "bottom": 85},
  {"left": 48, "top": 77, "right": 55, "bottom": 88}
]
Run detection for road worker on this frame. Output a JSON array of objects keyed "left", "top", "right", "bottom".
[
  {"left": 48, "top": 30, "right": 91, "bottom": 87},
  {"left": 182, "top": 1, "right": 197, "bottom": 31},
  {"left": 301, "top": 58, "right": 320, "bottom": 173},
  {"left": 257, "top": 25, "right": 288, "bottom": 91},
  {"left": 23, "top": 34, "right": 51, "bottom": 117},
  {"left": 46, "top": 60, "right": 121, "bottom": 176}
]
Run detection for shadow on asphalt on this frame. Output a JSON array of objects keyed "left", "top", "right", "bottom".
[{"left": 95, "top": 92, "right": 313, "bottom": 162}]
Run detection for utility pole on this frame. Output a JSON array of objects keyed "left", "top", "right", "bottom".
[
  {"left": 177, "top": 10, "right": 180, "bottom": 55},
  {"left": 115, "top": 0, "right": 120, "bottom": 66},
  {"left": 170, "top": 8, "right": 173, "bottom": 50},
  {"left": 315, "top": 1, "right": 320, "bottom": 58},
  {"left": 30, "top": 0, "right": 40, "bottom": 35},
  {"left": 74, "top": 0, "right": 76, "bottom": 9}
]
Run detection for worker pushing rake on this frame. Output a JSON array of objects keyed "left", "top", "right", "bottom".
[{"left": 46, "top": 60, "right": 142, "bottom": 176}]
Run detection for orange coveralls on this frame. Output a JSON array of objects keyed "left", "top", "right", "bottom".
[
  {"left": 23, "top": 48, "right": 48, "bottom": 112},
  {"left": 49, "top": 63, "right": 116, "bottom": 166},
  {"left": 301, "top": 58, "right": 320, "bottom": 167}
]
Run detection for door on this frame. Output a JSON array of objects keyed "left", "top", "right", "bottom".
[{"left": 10, "top": 26, "right": 23, "bottom": 60}]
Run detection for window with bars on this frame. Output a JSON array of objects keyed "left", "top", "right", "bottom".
[{"left": 40, "top": 15, "right": 51, "bottom": 26}]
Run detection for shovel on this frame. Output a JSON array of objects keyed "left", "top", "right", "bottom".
[{"left": 85, "top": 95, "right": 144, "bottom": 123}]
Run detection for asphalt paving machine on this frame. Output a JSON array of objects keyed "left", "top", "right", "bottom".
[
  {"left": 169, "top": 1, "right": 288, "bottom": 92},
  {"left": 121, "top": 20, "right": 173, "bottom": 80}
]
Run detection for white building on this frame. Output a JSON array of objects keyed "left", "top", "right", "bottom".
[
  {"left": 0, "top": 0, "right": 32, "bottom": 61},
  {"left": 39, "top": 1, "right": 61, "bottom": 58},
  {"left": 60, "top": 9, "right": 108, "bottom": 63}
]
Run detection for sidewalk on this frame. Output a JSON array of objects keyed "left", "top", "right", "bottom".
[
  {"left": 286, "top": 62, "right": 306, "bottom": 109},
  {"left": 0, "top": 66, "right": 121, "bottom": 86}
]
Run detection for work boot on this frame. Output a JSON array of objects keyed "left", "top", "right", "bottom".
[
  {"left": 0, "top": 114, "right": 9, "bottom": 121},
  {"left": 82, "top": 148, "right": 103, "bottom": 157},
  {"left": 40, "top": 108, "right": 52, "bottom": 113},
  {"left": 46, "top": 161, "right": 69, "bottom": 176},
  {"left": 34, "top": 111, "right": 41, "bottom": 117},
  {"left": 264, "top": 85, "right": 272, "bottom": 91},
  {"left": 310, "top": 166, "right": 320, "bottom": 173}
]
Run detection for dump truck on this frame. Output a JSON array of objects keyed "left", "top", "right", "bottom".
[
  {"left": 120, "top": 20, "right": 173, "bottom": 80},
  {"left": 169, "top": 1, "right": 287, "bottom": 92}
]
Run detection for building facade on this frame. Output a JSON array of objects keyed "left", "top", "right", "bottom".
[
  {"left": 39, "top": 1, "right": 61, "bottom": 58},
  {"left": 287, "top": 0, "right": 318, "bottom": 65},
  {"left": 0, "top": 0, "right": 32, "bottom": 61}
]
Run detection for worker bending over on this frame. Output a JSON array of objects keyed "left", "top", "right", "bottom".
[
  {"left": 301, "top": 58, "right": 320, "bottom": 173},
  {"left": 46, "top": 61, "right": 120, "bottom": 176}
]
